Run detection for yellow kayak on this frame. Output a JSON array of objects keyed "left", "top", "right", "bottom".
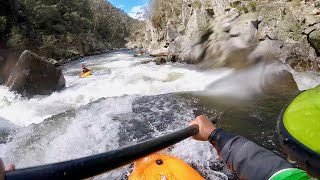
[
  {"left": 134, "top": 54, "right": 142, "bottom": 57},
  {"left": 129, "top": 154, "right": 204, "bottom": 180},
  {"left": 80, "top": 71, "right": 92, "bottom": 78}
]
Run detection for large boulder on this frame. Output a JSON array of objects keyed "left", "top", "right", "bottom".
[{"left": 5, "top": 50, "right": 65, "bottom": 96}]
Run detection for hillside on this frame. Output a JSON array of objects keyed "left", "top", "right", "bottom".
[{"left": 0, "top": 0, "right": 137, "bottom": 60}]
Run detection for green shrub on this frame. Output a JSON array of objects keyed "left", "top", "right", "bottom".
[
  {"left": 248, "top": 1, "right": 257, "bottom": 12},
  {"left": 193, "top": 0, "right": 202, "bottom": 9},
  {"left": 8, "top": 26, "right": 27, "bottom": 50}
]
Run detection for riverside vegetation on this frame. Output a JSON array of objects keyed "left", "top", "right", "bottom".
[{"left": 0, "top": 0, "right": 139, "bottom": 61}]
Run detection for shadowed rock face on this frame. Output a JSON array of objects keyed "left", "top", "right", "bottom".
[
  {"left": 0, "top": 49, "right": 20, "bottom": 85},
  {"left": 0, "top": 57, "right": 4, "bottom": 84},
  {"left": 5, "top": 50, "right": 65, "bottom": 97}
]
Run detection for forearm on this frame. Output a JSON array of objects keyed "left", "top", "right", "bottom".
[{"left": 210, "top": 130, "right": 292, "bottom": 180}]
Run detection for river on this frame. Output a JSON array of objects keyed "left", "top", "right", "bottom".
[{"left": 0, "top": 50, "right": 319, "bottom": 179}]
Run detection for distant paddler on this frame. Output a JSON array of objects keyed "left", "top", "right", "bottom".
[
  {"left": 134, "top": 49, "right": 145, "bottom": 57},
  {"left": 81, "top": 64, "right": 92, "bottom": 78}
]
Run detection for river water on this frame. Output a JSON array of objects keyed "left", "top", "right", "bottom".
[{"left": 0, "top": 50, "right": 319, "bottom": 179}]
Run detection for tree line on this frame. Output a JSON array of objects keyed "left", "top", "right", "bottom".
[{"left": 0, "top": 0, "right": 138, "bottom": 59}]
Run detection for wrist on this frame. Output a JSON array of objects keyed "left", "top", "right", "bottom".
[
  {"left": 205, "top": 127, "right": 216, "bottom": 140},
  {"left": 208, "top": 128, "right": 223, "bottom": 142}
]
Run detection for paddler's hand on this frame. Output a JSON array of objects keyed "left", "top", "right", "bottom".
[
  {"left": 189, "top": 115, "right": 216, "bottom": 141},
  {"left": 0, "top": 160, "right": 15, "bottom": 180}
]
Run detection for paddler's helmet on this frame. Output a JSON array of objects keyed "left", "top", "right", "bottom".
[
  {"left": 81, "top": 64, "right": 85, "bottom": 67},
  {"left": 277, "top": 85, "right": 320, "bottom": 178}
]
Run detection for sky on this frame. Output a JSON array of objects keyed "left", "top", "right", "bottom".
[{"left": 108, "top": 0, "right": 148, "bottom": 20}]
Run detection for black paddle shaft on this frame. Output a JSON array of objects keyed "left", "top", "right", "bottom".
[{"left": 5, "top": 125, "right": 199, "bottom": 180}]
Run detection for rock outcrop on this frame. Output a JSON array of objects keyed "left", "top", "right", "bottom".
[
  {"left": 127, "top": 0, "right": 320, "bottom": 72},
  {"left": 5, "top": 50, "right": 65, "bottom": 96}
]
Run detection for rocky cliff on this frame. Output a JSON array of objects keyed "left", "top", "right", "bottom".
[{"left": 127, "top": 0, "right": 320, "bottom": 72}]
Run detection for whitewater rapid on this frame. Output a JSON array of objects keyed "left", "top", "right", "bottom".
[
  {"left": 0, "top": 50, "right": 233, "bottom": 179},
  {"left": 0, "top": 50, "right": 319, "bottom": 179},
  {"left": 0, "top": 51, "right": 232, "bottom": 126}
]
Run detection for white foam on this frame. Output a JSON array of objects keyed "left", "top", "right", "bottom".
[
  {"left": 3, "top": 96, "right": 134, "bottom": 168},
  {"left": 171, "top": 139, "right": 228, "bottom": 180},
  {"left": 291, "top": 71, "right": 320, "bottom": 90}
]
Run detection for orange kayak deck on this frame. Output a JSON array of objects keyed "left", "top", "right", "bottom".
[{"left": 129, "top": 154, "right": 204, "bottom": 180}]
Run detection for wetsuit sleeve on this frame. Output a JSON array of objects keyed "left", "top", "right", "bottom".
[{"left": 210, "top": 130, "right": 293, "bottom": 180}]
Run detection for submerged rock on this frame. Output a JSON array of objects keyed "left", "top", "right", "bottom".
[{"left": 5, "top": 50, "right": 65, "bottom": 96}]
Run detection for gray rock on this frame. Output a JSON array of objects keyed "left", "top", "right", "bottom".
[
  {"left": 305, "top": 15, "right": 317, "bottom": 26},
  {"left": 309, "top": 30, "right": 320, "bottom": 54},
  {"left": 221, "top": 22, "right": 231, "bottom": 32},
  {"left": 166, "top": 23, "right": 179, "bottom": 41},
  {"left": 156, "top": 57, "right": 167, "bottom": 65},
  {"left": 177, "top": 25, "right": 186, "bottom": 34},
  {"left": 168, "top": 36, "right": 189, "bottom": 54},
  {"left": 312, "top": 8, "right": 320, "bottom": 15},
  {"left": 47, "top": 58, "right": 59, "bottom": 66},
  {"left": 150, "top": 48, "right": 169, "bottom": 57},
  {"left": 227, "top": 13, "right": 259, "bottom": 43},
  {"left": 5, "top": 50, "right": 66, "bottom": 97},
  {"left": 304, "top": 26, "right": 316, "bottom": 35},
  {"left": 167, "top": 54, "right": 178, "bottom": 63},
  {"left": 229, "top": 25, "right": 241, "bottom": 37},
  {"left": 249, "top": 39, "right": 283, "bottom": 62}
]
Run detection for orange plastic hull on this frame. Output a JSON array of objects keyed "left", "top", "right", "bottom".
[{"left": 129, "top": 154, "right": 204, "bottom": 180}]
